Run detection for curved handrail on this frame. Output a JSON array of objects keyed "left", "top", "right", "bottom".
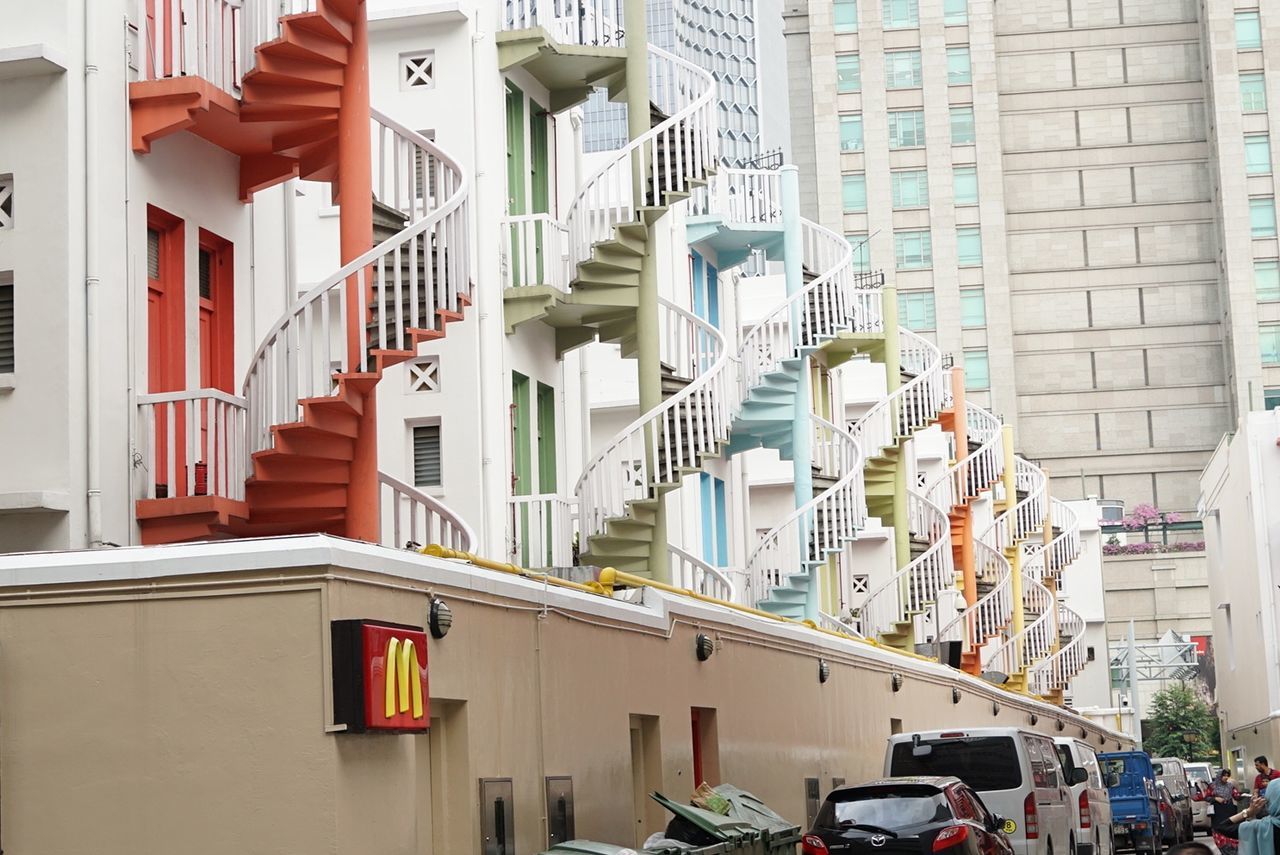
[
  {"left": 928, "top": 401, "right": 1005, "bottom": 513},
  {"left": 845, "top": 327, "right": 946, "bottom": 467},
  {"left": 855, "top": 489, "right": 955, "bottom": 638},
  {"left": 737, "top": 220, "right": 884, "bottom": 399},
  {"left": 564, "top": 45, "right": 716, "bottom": 278},
  {"left": 936, "top": 519, "right": 1014, "bottom": 646},
  {"left": 575, "top": 299, "right": 730, "bottom": 538},
  {"left": 242, "top": 110, "right": 469, "bottom": 460},
  {"left": 819, "top": 611, "right": 866, "bottom": 638},
  {"left": 1037, "top": 498, "right": 1082, "bottom": 583},
  {"left": 687, "top": 167, "right": 784, "bottom": 225},
  {"left": 668, "top": 544, "right": 736, "bottom": 601},
  {"left": 986, "top": 573, "right": 1056, "bottom": 679},
  {"left": 1029, "top": 602, "right": 1087, "bottom": 697},
  {"left": 379, "top": 471, "right": 476, "bottom": 552},
  {"left": 744, "top": 414, "right": 867, "bottom": 604}
]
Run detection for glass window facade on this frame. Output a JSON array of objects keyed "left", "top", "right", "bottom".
[
  {"left": 842, "top": 173, "right": 867, "bottom": 212},
  {"left": 889, "top": 110, "right": 926, "bottom": 148},
  {"left": 1252, "top": 197, "right": 1277, "bottom": 237},
  {"left": 837, "top": 54, "right": 861, "bottom": 93},
  {"left": 951, "top": 106, "right": 975, "bottom": 144},
  {"left": 1257, "top": 260, "right": 1280, "bottom": 301},
  {"left": 895, "top": 230, "right": 933, "bottom": 269},
  {"left": 964, "top": 349, "right": 989, "bottom": 390},
  {"left": 1242, "top": 73, "right": 1267, "bottom": 113},
  {"left": 898, "top": 290, "right": 936, "bottom": 331},
  {"left": 957, "top": 227, "right": 983, "bottom": 266},
  {"left": 846, "top": 234, "right": 871, "bottom": 271},
  {"left": 943, "top": 0, "right": 967, "bottom": 24},
  {"left": 886, "top": 50, "right": 923, "bottom": 89},
  {"left": 960, "top": 288, "right": 986, "bottom": 327},
  {"left": 1262, "top": 324, "right": 1280, "bottom": 364},
  {"left": 835, "top": 0, "right": 858, "bottom": 32},
  {"left": 892, "top": 170, "right": 929, "bottom": 208},
  {"left": 947, "top": 47, "right": 971, "bottom": 85},
  {"left": 1237, "top": 11, "right": 1263, "bottom": 50},
  {"left": 1247, "top": 134, "right": 1272, "bottom": 174},
  {"left": 954, "top": 166, "right": 978, "bottom": 205},
  {"left": 840, "top": 114, "right": 864, "bottom": 151},
  {"left": 1266, "top": 388, "right": 1280, "bottom": 411},
  {"left": 883, "top": 0, "right": 919, "bottom": 29}
]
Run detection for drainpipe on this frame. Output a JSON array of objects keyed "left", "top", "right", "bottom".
[
  {"left": 83, "top": 0, "right": 103, "bottom": 547},
  {"left": 571, "top": 111, "right": 591, "bottom": 473}
]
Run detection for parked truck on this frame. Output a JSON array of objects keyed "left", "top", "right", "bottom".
[{"left": 1100, "top": 752, "right": 1164, "bottom": 855}]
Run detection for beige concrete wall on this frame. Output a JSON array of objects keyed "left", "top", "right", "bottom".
[
  {"left": 0, "top": 539, "right": 1132, "bottom": 854},
  {"left": 1102, "top": 552, "right": 1211, "bottom": 642}
]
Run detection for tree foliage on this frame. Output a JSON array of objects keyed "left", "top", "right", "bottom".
[{"left": 1143, "top": 683, "right": 1221, "bottom": 763}]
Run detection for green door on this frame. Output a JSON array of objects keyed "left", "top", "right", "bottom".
[
  {"left": 505, "top": 82, "right": 527, "bottom": 285},
  {"left": 512, "top": 372, "right": 532, "bottom": 565},
  {"left": 530, "top": 99, "right": 551, "bottom": 283},
  {"left": 536, "top": 383, "right": 557, "bottom": 566}
]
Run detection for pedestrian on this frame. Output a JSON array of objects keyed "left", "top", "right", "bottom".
[
  {"left": 1255, "top": 757, "right": 1280, "bottom": 795},
  {"left": 1215, "top": 779, "right": 1280, "bottom": 855},
  {"left": 1207, "top": 769, "right": 1245, "bottom": 827},
  {"left": 1167, "top": 843, "right": 1214, "bottom": 855}
]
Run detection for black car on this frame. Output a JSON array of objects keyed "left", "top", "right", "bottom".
[{"left": 802, "top": 777, "right": 1017, "bottom": 855}]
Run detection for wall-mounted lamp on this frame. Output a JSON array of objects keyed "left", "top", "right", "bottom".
[
  {"left": 1029, "top": 713, "right": 1039, "bottom": 726},
  {"left": 696, "top": 634, "right": 715, "bottom": 662},
  {"left": 428, "top": 597, "right": 453, "bottom": 639},
  {"left": 891, "top": 673, "right": 904, "bottom": 692},
  {"left": 1056, "top": 720, "right": 1066, "bottom": 732},
  {"left": 952, "top": 687, "right": 962, "bottom": 705},
  {"left": 819, "top": 659, "right": 831, "bottom": 684},
  {"left": 992, "top": 700, "right": 1001, "bottom": 716}
]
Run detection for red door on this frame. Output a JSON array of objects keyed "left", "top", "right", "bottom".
[
  {"left": 147, "top": 209, "right": 186, "bottom": 496},
  {"left": 196, "top": 232, "right": 233, "bottom": 495}
]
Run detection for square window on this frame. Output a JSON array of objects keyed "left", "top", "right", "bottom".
[
  {"left": 0, "top": 174, "right": 11, "bottom": 230},
  {"left": 957, "top": 226, "right": 983, "bottom": 266},
  {"left": 886, "top": 50, "right": 923, "bottom": 89},
  {"left": 837, "top": 54, "right": 861, "bottom": 93},
  {"left": 412, "top": 423, "right": 442, "bottom": 487},
  {"left": 960, "top": 287, "right": 986, "bottom": 328},
  {"left": 1257, "top": 260, "right": 1280, "bottom": 301},
  {"left": 846, "top": 233, "right": 872, "bottom": 271},
  {"left": 1242, "top": 73, "right": 1267, "bottom": 113},
  {"left": 835, "top": 0, "right": 858, "bottom": 32},
  {"left": 898, "top": 290, "right": 936, "bottom": 330},
  {"left": 1237, "top": 11, "right": 1263, "bottom": 51},
  {"left": 840, "top": 114, "right": 864, "bottom": 151},
  {"left": 883, "top": 0, "right": 919, "bottom": 29},
  {"left": 892, "top": 170, "right": 929, "bottom": 208},
  {"left": 947, "top": 47, "right": 971, "bottom": 85},
  {"left": 950, "top": 106, "right": 976, "bottom": 145},
  {"left": 964, "top": 349, "right": 989, "bottom": 390},
  {"left": 1265, "top": 388, "right": 1280, "bottom": 411},
  {"left": 954, "top": 166, "right": 978, "bottom": 205},
  {"left": 889, "top": 110, "right": 925, "bottom": 148},
  {"left": 400, "top": 50, "right": 435, "bottom": 90},
  {"left": 944, "top": 0, "right": 967, "bottom": 25},
  {"left": 1262, "top": 324, "right": 1280, "bottom": 365},
  {"left": 894, "top": 230, "right": 933, "bottom": 269},
  {"left": 843, "top": 173, "right": 867, "bottom": 212},
  {"left": 1247, "top": 134, "right": 1272, "bottom": 175},
  {"left": 1252, "top": 197, "right": 1277, "bottom": 238}
]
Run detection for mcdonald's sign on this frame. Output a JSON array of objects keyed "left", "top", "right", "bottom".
[{"left": 331, "top": 620, "right": 430, "bottom": 733}]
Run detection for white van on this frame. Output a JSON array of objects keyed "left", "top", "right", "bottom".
[
  {"left": 886, "top": 728, "right": 1074, "bottom": 855},
  {"left": 1055, "top": 737, "right": 1114, "bottom": 855}
]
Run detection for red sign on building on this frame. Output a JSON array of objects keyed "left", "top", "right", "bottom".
[{"left": 331, "top": 620, "right": 430, "bottom": 733}]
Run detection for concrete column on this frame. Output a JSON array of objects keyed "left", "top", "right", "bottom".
[
  {"left": 780, "top": 166, "right": 817, "bottom": 619},
  {"left": 623, "top": 0, "right": 668, "bottom": 581},
  {"left": 1003, "top": 425, "right": 1024, "bottom": 638},
  {"left": 339, "top": 2, "right": 377, "bottom": 543}
]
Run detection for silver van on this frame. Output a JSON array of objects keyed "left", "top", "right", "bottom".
[
  {"left": 886, "top": 728, "right": 1074, "bottom": 855},
  {"left": 1055, "top": 737, "right": 1114, "bottom": 855},
  {"left": 1150, "top": 758, "right": 1194, "bottom": 842}
]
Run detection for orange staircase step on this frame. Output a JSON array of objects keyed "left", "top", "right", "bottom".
[
  {"left": 281, "top": 7, "right": 355, "bottom": 44},
  {"left": 271, "top": 424, "right": 357, "bottom": 460},
  {"left": 245, "top": 480, "right": 349, "bottom": 510},
  {"left": 243, "top": 83, "right": 343, "bottom": 111}
]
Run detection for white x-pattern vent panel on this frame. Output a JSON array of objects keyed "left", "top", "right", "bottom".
[
  {"left": 407, "top": 356, "right": 440, "bottom": 392},
  {"left": 0, "top": 175, "right": 12, "bottom": 230},
  {"left": 400, "top": 51, "right": 435, "bottom": 90}
]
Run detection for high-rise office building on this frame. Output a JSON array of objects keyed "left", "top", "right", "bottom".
[{"left": 786, "top": 0, "right": 1280, "bottom": 514}]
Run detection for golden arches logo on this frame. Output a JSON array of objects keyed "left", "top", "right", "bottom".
[{"left": 384, "top": 636, "right": 424, "bottom": 721}]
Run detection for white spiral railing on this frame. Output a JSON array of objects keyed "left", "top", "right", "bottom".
[
  {"left": 845, "top": 328, "right": 946, "bottom": 473},
  {"left": 669, "top": 544, "right": 735, "bottom": 601},
  {"left": 744, "top": 415, "right": 866, "bottom": 604},
  {"left": 687, "top": 167, "right": 784, "bottom": 225},
  {"left": 564, "top": 46, "right": 715, "bottom": 279},
  {"left": 820, "top": 611, "right": 865, "bottom": 637},
  {"left": 929, "top": 401, "right": 1006, "bottom": 515},
  {"left": 855, "top": 489, "right": 954, "bottom": 638},
  {"left": 500, "top": 0, "right": 625, "bottom": 46},
  {"left": 576, "top": 300, "right": 730, "bottom": 539},
  {"left": 1029, "top": 602, "right": 1088, "bottom": 697},
  {"left": 1038, "top": 498, "right": 1082, "bottom": 583},
  {"left": 379, "top": 472, "right": 475, "bottom": 553},
  {"left": 243, "top": 110, "right": 469, "bottom": 461},
  {"left": 986, "top": 573, "right": 1056, "bottom": 680}
]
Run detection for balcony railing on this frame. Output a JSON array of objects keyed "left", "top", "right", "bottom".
[
  {"left": 509, "top": 494, "right": 578, "bottom": 568},
  {"left": 502, "top": 215, "right": 570, "bottom": 291},
  {"left": 140, "top": 0, "right": 243, "bottom": 94},
  {"left": 379, "top": 473, "right": 476, "bottom": 553},
  {"left": 501, "top": 0, "right": 625, "bottom": 47},
  {"left": 137, "top": 389, "right": 247, "bottom": 501}
]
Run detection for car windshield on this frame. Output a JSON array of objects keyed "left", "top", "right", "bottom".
[
  {"left": 817, "top": 787, "right": 952, "bottom": 830},
  {"left": 1153, "top": 763, "right": 1165, "bottom": 775},
  {"left": 891, "top": 737, "right": 1022, "bottom": 791}
]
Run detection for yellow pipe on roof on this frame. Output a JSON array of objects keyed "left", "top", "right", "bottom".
[{"left": 421, "top": 544, "right": 609, "bottom": 596}]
